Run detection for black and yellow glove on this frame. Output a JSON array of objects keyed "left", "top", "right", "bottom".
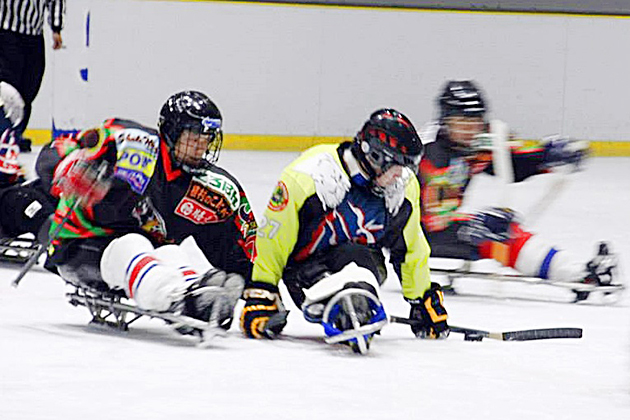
[
  {"left": 240, "top": 282, "right": 287, "bottom": 339},
  {"left": 408, "top": 282, "right": 449, "bottom": 339}
]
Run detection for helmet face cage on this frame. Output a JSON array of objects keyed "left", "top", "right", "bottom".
[
  {"left": 443, "top": 115, "right": 486, "bottom": 151},
  {"left": 158, "top": 91, "right": 223, "bottom": 172},
  {"left": 174, "top": 120, "right": 223, "bottom": 170},
  {"left": 362, "top": 133, "right": 422, "bottom": 175},
  {"left": 438, "top": 80, "right": 487, "bottom": 151},
  {"left": 355, "top": 109, "right": 423, "bottom": 180}
]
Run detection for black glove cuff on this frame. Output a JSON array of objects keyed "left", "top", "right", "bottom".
[{"left": 246, "top": 281, "right": 280, "bottom": 294}]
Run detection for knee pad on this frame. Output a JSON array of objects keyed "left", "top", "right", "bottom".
[
  {"left": 302, "top": 263, "right": 381, "bottom": 308},
  {"left": 100, "top": 233, "right": 155, "bottom": 291},
  {"left": 301, "top": 263, "right": 381, "bottom": 322}
]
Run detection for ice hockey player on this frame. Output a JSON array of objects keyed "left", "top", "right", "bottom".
[
  {"left": 43, "top": 91, "right": 255, "bottom": 333},
  {"left": 1, "top": 95, "right": 57, "bottom": 261},
  {"left": 240, "top": 109, "right": 449, "bottom": 353},
  {"left": 417, "top": 80, "right": 617, "bottom": 288},
  {"left": 0, "top": 81, "right": 24, "bottom": 140},
  {"left": 1, "top": 81, "right": 24, "bottom": 189}
]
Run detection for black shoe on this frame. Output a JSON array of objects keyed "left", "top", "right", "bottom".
[
  {"left": 584, "top": 242, "right": 618, "bottom": 286},
  {"left": 173, "top": 270, "right": 244, "bottom": 334}
]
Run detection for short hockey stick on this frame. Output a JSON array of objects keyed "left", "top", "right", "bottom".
[
  {"left": 389, "top": 315, "right": 582, "bottom": 341},
  {"left": 11, "top": 197, "right": 83, "bottom": 288},
  {"left": 490, "top": 119, "right": 514, "bottom": 208}
]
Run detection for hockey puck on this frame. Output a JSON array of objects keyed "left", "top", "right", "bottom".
[{"left": 464, "top": 333, "right": 484, "bottom": 342}]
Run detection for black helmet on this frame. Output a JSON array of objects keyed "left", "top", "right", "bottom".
[
  {"left": 158, "top": 91, "right": 223, "bottom": 170},
  {"left": 438, "top": 80, "right": 486, "bottom": 121},
  {"left": 353, "top": 109, "right": 423, "bottom": 180}
]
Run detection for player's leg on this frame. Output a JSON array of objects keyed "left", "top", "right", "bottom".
[
  {"left": 427, "top": 223, "right": 478, "bottom": 260},
  {"left": 285, "top": 243, "right": 388, "bottom": 352},
  {"left": 152, "top": 236, "right": 244, "bottom": 329},
  {"left": 100, "top": 233, "right": 243, "bottom": 328},
  {"left": 470, "top": 215, "right": 618, "bottom": 284}
]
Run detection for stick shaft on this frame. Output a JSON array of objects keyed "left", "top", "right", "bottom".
[
  {"left": 12, "top": 161, "right": 108, "bottom": 287},
  {"left": 389, "top": 316, "right": 582, "bottom": 341},
  {"left": 11, "top": 198, "right": 81, "bottom": 287}
]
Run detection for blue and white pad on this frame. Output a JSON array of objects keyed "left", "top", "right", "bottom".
[{"left": 300, "top": 263, "right": 388, "bottom": 354}]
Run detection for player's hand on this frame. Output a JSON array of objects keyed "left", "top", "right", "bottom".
[
  {"left": 458, "top": 207, "right": 518, "bottom": 246},
  {"left": 52, "top": 32, "right": 63, "bottom": 50},
  {"left": 52, "top": 149, "right": 111, "bottom": 207},
  {"left": 0, "top": 81, "right": 25, "bottom": 127},
  {"left": 542, "top": 135, "right": 588, "bottom": 170},
  {"left": 408, "top": 282, "right": 449, "bottom": 339},
  {"left": 0, "top": 130, "right": 22, "bottom": 177},
  {"left": 240, "top": 282, "right": 287, "bottom": 339}
]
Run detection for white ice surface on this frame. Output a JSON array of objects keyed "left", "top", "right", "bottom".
[{"left": 1, "top": 149, "right": 629, "bottom": 419}]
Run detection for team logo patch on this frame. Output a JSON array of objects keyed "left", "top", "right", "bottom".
[
  {"left": 175, "top": 198, "right": 221, "bottom": 224},
  {"left": 115, "top": 167, "right": 151, "bottom": 194},
  {"left": 114, "top": 142, "right": 159, "bottom": 194},
  {"left": 201, "top": 117, "right": 222, "bottom": 131},
  {"left": 268, "top": 181, "right": 289, "bottom": 212},
  {"left": 175, "top": 179, "right": 235, "bottom": 224},
  {"left": 115, "top": 128, "right": 159, "bottom": 153}
]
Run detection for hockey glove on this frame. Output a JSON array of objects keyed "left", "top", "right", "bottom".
[
  {"left": 0, "top": 81, "right": 25, "bottom": 127},
  {"left": 408, "top": 282, "right": 449, "bottom": 339},
  {"left": 240, "top": 282, "right": 287, "bottom": 339},
  {"left": 0, "top": 130, "right": 22, "bottom": 179},
  {"left": 52, "top": 149, "right": 111, "bottom": 207},
  {"left": 541, "top": 135, "right": 588, "bottom": 170},
  {"left": 458, "top": 207, "right": 518, "bottom": 246}
]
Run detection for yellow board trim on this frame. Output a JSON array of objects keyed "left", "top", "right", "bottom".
[
  {"left": 24, "top": 129, "right": 630, "bottom": 155},
  {"left": 144, "top": 0, "right": 630, "bottom": 19}
]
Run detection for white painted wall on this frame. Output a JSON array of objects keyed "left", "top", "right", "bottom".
[{"left": 33, "top": 0, "right": 630, "bottom": 141}]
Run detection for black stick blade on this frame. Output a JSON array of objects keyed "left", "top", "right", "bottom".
[{"left": 501, "top": 327, "right": 583, "bottom": 341}]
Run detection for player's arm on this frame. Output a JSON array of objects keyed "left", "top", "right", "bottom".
[
  {"left": 392, "top": 176, "right": 449, "bottom": 339},
  {"left": 241, "top": 171, "right": 307, "bottom": 339},
  {"left": 487, "top": 137, "right": 587, "bottom": 182},
  {"left": 252, "top": 171, "right": 308, "bottom": 288},
  {"left": 37, "top": 127, "right": 106, "bottom": 194},
  {"left": 396, "top": 177, "right": 432, "bottom": 301},
  {"left": 52, "top": 127, "right": 138, "bottom": 225}
]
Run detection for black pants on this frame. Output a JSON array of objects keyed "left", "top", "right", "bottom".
[
  {"left": 0, "top": 30, "right": 46, "bottom": 137},
  {"left": 282, "top": 243, "right": 386, "bottom": 308},
  {"left": 426, "top": 223, "right": 477, "bottom": 260},
  {"left": 47, "top": 237, "right": 115, "bottom": 291}
]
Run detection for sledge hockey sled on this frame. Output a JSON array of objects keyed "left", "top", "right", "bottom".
[
  {"left": 430, "top": 259, "right": 625, "bottom": 304},
  {"left": 0, "top": 235, "right": 41, "bottom": 264},
  {"left": 65, "top": 281, "right": 226, "bottom": 346}
]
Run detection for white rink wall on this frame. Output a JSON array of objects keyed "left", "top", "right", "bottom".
[{"left": 34, "top": 0, "right": 630, "bottom": 142}]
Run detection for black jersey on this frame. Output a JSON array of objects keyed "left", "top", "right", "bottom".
[
  {"left": 418, "top": 126, "right": 546, "bottom": 234},
  {"left": 47, "top": 118, "right": 256, "bottom": 279}
]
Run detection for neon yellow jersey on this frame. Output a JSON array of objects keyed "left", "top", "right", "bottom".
[{"left": 254, "top": 143, "right": 432, "bottom": 301}]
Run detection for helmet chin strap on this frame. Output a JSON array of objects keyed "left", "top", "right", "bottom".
[{"left": 343, "top": 148, "right": 372, "bottom": 188}]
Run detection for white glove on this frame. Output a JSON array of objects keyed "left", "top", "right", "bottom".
[{"left": 0, "top": 81, "right": 25, "bottom": 127}]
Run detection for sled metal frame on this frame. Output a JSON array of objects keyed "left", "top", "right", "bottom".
[
  {"left": 65, "top": 282, "right": 225, "bottom": 342},
  {"left": 431, "top": 261, "right": 625, "bottom": 303},
  {"left": 0, "top": 236, "right": 41, "bottom": 264},
  {"left": 322, "top": 288, "right": 388, "bottom": 355}
]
